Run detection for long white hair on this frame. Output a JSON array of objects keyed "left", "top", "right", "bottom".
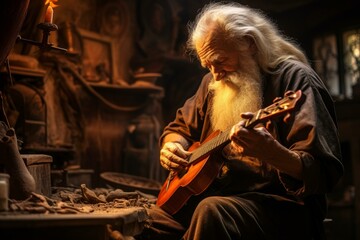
[{"left": 187, "top": 2, "right": 309, "bottom": 73}]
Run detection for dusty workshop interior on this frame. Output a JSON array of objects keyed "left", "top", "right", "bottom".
[{"left": 0, "top": 0, "right": 359, "bottom": 239}]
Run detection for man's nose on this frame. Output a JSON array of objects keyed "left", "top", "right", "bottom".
[{"left": 210, "top": 66, "right": 224, "bottom": 81}]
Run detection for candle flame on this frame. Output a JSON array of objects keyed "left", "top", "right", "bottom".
[{"left": 45, "top": 0, "right": 59, "bottom": 8}]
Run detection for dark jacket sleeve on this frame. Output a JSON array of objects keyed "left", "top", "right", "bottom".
[{"left": 270, "top": 60, "right": 344, "bottom": 197}]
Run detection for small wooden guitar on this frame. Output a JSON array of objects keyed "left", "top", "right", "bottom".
[{"left": 156, "top": 90, "right": 303, "bottom": 215}]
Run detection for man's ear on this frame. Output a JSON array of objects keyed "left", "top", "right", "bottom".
[
  {"left": 239, "top": 36, "right": 257, "bottom": 55},
  {"left": 247, "top": 37, "right": 257, "bottom": 55}
]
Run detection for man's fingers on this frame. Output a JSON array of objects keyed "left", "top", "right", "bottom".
[
  {"left": 165, "top": 142, "right": 189, "bottom": 159},
  {"left": 160, "top": 142, "right": 189, "bottom": 171},
  {"left": 240, "top": 112, "right": 254, "bottom": 119},
  {"left": 162, "top": 142, "right": 189, "bottom": 165}
]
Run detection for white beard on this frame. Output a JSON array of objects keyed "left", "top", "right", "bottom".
[
  {"left": 208, "top": 70, "right": 263, "bottom": 132},
  {"left": 208, "top": 65, "right": 275, "bottom": 175}
]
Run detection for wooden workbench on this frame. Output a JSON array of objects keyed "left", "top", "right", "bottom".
[{"left": 0, "top": 206, "right": 148, "bottom": 240}]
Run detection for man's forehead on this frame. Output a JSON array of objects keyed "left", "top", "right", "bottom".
[{"left": 195, "top": 30, "right": 230, "bottom": 63}]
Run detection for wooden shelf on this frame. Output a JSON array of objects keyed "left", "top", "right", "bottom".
[{"left": 89, "top": 82, "right": 163, "bottom": 95}]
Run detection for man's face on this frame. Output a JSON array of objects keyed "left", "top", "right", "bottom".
[{"left": 196, "top": 36, "right": 240, "bottom": 81}]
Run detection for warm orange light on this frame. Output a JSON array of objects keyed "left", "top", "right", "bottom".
[
  {"left": 45, "top": 0, "right": 59, "bottom": 8},
  {"left": 44, "top": 0, "right": 59, "bottom": 23}
]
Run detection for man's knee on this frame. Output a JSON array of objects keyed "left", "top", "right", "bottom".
[{"left": 193, "top": 196, "right": 225, "bottom": 219}]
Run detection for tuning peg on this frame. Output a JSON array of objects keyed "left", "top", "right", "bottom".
[
  {"left": 273, "top": 97, "right": 282, "bottom": 103},
  {"left": 284, "top": 90, "right": 295, "bottom": 96}
]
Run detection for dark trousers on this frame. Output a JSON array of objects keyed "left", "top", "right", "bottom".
[{"left": 136, "top": 192, "right": 314, "bottom": 240}]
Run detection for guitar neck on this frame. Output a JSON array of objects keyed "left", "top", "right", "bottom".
[
  {"left": 186, "top": 90, "right": 302, "bottom": 165},
  {"left": 187, "top": 108, "right": 263, "bottom": 165},
  {"left": 188, "top": 128, "right": 231, "bottom": 165}
]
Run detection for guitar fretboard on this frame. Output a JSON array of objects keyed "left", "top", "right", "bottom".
[{"left": 188, "top": 127, "right": 232, "bottom": 164}]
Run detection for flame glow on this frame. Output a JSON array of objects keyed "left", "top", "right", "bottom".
[{"left": 45, "top": 0, "right": 59, "bottom": 8}]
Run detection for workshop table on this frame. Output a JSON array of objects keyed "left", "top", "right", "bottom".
[{"left": 0, "top": 206, "right": 148, "bottom": 240}]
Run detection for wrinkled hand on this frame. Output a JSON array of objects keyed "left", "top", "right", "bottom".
[
  {"left": 229, "top": 112, "right": 276, "bottom": 160},
  {"left": 160, "top": 142, "right": 190, "bottom": 171}
]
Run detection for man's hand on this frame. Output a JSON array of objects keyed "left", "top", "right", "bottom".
[
  {"left": 229, "top": 112, "right": 303, "bottom": 180},
  {"left": 229, "top": 112, "right": 276, "bottom": 160},
  {"left": 160, "top": 142, "right": 190, "bottom": 171}
]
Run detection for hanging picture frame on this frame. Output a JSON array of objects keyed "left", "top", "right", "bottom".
[{"left": 78, "top": 28, "right": 116, "bottom": 84}]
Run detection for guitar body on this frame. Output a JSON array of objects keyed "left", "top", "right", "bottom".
[{"left": 156, "top": 131, "right": 224, "bottom": 215}]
